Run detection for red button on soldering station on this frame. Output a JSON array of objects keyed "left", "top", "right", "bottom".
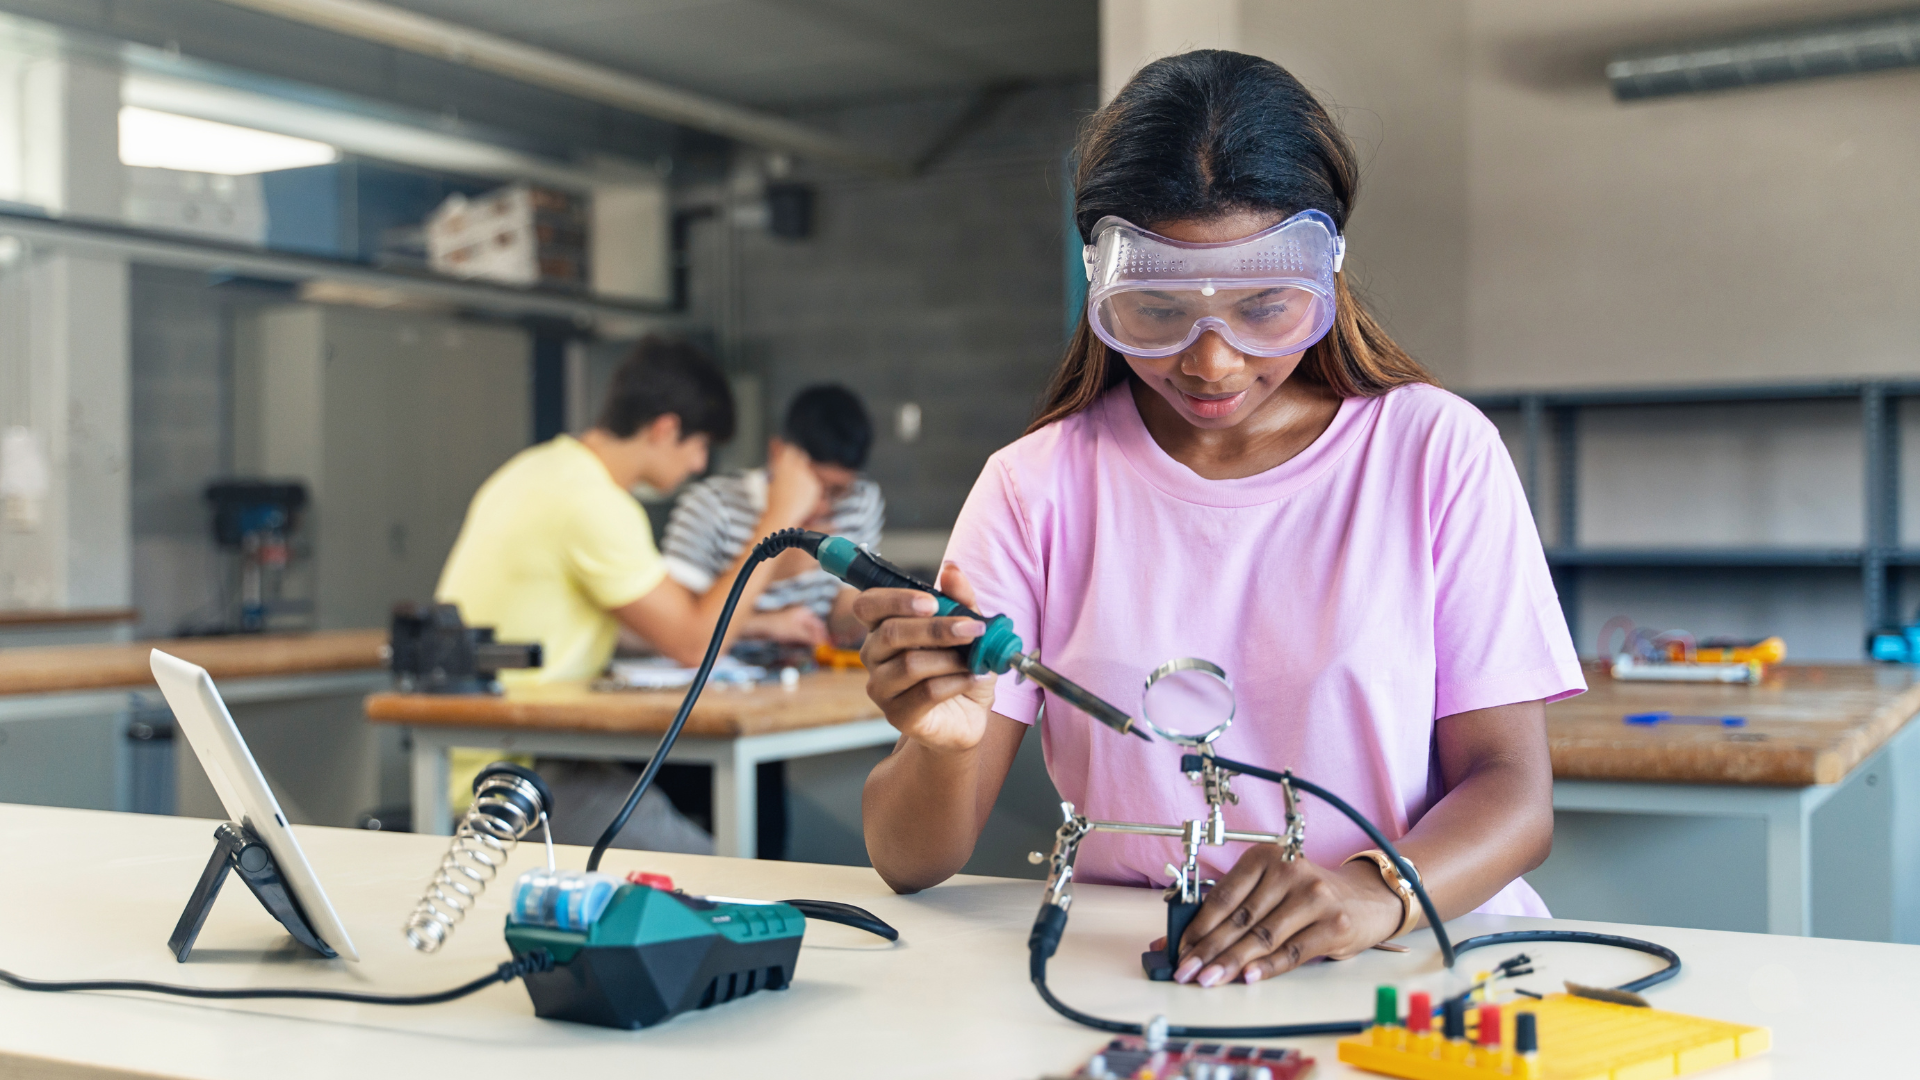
[
  {"left": 1407, "top": 991, "right": 1431, "bottom": 1033},
  {"left": 625, "top": 871, "right": 675, "bottom": 891},
  {"left": 1478, "top": 1004, "right": 1502, "bottom": 1048}
]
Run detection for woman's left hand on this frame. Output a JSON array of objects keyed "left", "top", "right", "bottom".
[{"left": 1166, "top": 846, "right": 1407, "bottom": 986}]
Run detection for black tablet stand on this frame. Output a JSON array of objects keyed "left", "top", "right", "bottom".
[{"left": 168, "top": 822, "right": 336, "bottom": 962}]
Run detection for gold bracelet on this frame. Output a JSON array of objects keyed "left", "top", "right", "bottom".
[{"left": 1343, "top": 848, "right": 1422, "bottom": 940}]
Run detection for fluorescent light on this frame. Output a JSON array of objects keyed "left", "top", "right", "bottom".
[
  {"left": 123, "top": 72, "right": 635, "bottom": 188},
  {"left": 118, "top": 107, "right": 339, "bottom": 175}
]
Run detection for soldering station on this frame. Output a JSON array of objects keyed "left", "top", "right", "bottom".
[{"left": 0, "top": 529, "right": 1777, "bottom": 1079}]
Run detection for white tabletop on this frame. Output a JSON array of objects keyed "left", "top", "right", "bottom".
[{"left": 0, "top": 803, "right": 1909, "bottom": 1078}]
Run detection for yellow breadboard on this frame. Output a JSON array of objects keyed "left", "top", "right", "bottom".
[{"left": 1336, "top": 993, "right": 1770, "bottom": 1080}]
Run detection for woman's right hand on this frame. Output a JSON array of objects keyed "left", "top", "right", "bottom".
[{"left": 853, "top": 563, "right": 997, "bottom": 753}]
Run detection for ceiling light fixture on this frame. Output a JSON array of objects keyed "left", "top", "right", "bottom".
[{"left": 118, "top": 106, "right": 340, "bottom": 175}]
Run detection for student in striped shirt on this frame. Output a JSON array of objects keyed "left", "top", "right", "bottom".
[{"left": 662, "top": 385, "right": 884, "bottom": 647}]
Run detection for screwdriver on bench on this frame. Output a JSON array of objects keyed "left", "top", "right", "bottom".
[{"left": 797, "top": 532, "right": 1151, "bottom": 742}]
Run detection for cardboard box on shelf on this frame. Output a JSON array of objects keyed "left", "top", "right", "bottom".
[{"left": 426, "top": 183, "right": 588, "bottom": 289}]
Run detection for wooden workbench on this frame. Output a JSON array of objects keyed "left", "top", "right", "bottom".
[
  {"left": 1538, "top": 662, "right": 1920, "bottom": 938},
  {"left": 367, "top": 672, "right": 895, "bottom": 855},
  {"left": 0, "top": 629, "right": 393, "bottom": 826},
  {"left": 1545, "top": 663, "right": 1920, "bottom": 786},
  {"left": 368, "top": 663, "right": 1920, "bottom": 788},
  {"left": 363, "top": 669, "right": 878, "bottom": 737},
  {"left": 0, "top": 628, "right": 388, "bottom": 696}
]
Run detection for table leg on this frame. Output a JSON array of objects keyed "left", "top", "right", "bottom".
[
  {"left": 411, "top": 732, "right": 453, "bottom": 837},
  {"left": 1763, "top": 788, "right": 1815, "bottom": 937},
  {"left": 709, "top": 740, "right": 757, "bottom": 859}
]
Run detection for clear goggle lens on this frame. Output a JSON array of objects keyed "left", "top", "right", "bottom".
[
  {"left": 1082, "top": 210, "right": 1343, "bottom": 359},
  {"left": 1091, "top": 285, "right": 1331, "bottom": 358}
]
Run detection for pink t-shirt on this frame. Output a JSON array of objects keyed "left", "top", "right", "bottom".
[{"left": 945, "top": 382, "right": 1584, "bottom": 916}]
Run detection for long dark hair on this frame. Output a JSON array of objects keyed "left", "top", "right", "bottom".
[{"left": 1031, "top": 50, "right": 1434, "bottom": 434}]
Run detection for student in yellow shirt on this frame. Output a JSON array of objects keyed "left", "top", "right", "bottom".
[{"left": 436, "top": 337, "right": 822, "bottom": 850}]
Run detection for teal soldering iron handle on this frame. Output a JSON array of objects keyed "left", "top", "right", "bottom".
[
  {"left": 800, "top": 531, "right": 1147, "bottom": 741},
  {"left": 811, "top": 534, "right": 1023, "bottom": 675}
]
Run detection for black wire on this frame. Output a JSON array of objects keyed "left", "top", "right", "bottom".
[
  {"left": 1029, "top": 759, "right": 1684, "bottom": 1038},
  {"left": 1205, "top": 755, "right": 1456, "bottom": 969},
  {"left": 0, "top": 950, "right": 555, "bottom": 1005},
  {"left": 784, "top": 899, "right": 900, "bottom": 942},
  {"left": 586, "top": 528, "right": 824, "bottom": 872},
  {"left": 1450, "top": 930, "right": 1681, "bottom": 995},
  {"left": 1035, "top": 971, "right": 1365, "bottom": 1038},
  {"left": 1032, "top": 916, "right": 1683, "bottom": 1039}
]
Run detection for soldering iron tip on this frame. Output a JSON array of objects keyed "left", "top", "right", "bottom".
[{"left": 1129, "top": 723, "right": 1152, "bottom": 742}]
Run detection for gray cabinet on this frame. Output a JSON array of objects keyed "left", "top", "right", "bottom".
[{"left": 235, "top": 305, "right": 530, "bottom": 630}]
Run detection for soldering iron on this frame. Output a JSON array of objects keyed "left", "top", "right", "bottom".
[{"left": 810, "top": 531, "right": 1149, "bottom": 741}]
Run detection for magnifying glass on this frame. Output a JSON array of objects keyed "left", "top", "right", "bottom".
[{"left": 1138, "top": 658, "right": 1236, "bottom": 746}]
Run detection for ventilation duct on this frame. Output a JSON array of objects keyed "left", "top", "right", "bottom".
[{"left": 1607, "top": 9, "right": 1920, "bottom": 100}]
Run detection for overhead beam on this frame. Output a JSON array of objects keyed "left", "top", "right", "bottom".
[
  {"left": 1608, "top": 8, "right": 1920, "bottom": 100},
  {"left": 208, "top": 0, "right": 910, "bottom": 176},
  {"left": 0, "top": 207, "right": 677, "bottom": 327}
]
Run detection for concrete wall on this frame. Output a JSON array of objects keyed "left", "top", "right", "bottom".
[
  {"left": 129, "top": 264, "right": 230, "bottom": 638},
  {"left": 1466, "top": 0, "right": 1920, "bottom": 391},
  {"left": 687, "top": 81, "right": 1097, "bottom": 530}
]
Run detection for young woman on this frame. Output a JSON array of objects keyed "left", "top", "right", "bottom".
[{"left": 857, "top": 51, "right": 1583, "bottom": 988}]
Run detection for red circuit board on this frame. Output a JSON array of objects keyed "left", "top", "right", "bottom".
[{"left": 1051, "top": 1036, "right": 1314, "bottom": 1079}]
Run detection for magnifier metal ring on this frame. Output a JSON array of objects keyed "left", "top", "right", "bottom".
[{"left": 1139, "top": 657, "right": 1235, "bottom": 746}]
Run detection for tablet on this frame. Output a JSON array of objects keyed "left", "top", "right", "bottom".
[{"left": 151, "top": 649, "right": 360, "bottom": 962}]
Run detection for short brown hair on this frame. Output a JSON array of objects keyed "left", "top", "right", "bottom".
[{"left": 597, "top": 337, "right": 736, "bottom": 443}]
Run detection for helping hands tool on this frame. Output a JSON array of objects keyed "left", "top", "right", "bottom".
[{"left": 775, "top": 531, "right": 1686, "bottom": 1044}]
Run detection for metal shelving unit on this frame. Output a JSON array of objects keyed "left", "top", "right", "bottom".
[
  {"left": 0, "top": 206, "right": 677, "bottom": 327},
  {"left": 1465, "top": 380, "right": 1920, "bottom": 650}
]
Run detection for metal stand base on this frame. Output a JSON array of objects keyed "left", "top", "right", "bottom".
[{"left": 168, "top": 822, "right": 336, "bottom": 962}]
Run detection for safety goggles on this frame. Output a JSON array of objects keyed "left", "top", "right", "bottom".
[{"left": 1082, "top": 210, "right": 1344, "bottom": 358}]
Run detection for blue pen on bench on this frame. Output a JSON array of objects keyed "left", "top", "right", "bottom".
[{"left": 1624, "top": 711, "right": 1746, "bottom": 727}]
